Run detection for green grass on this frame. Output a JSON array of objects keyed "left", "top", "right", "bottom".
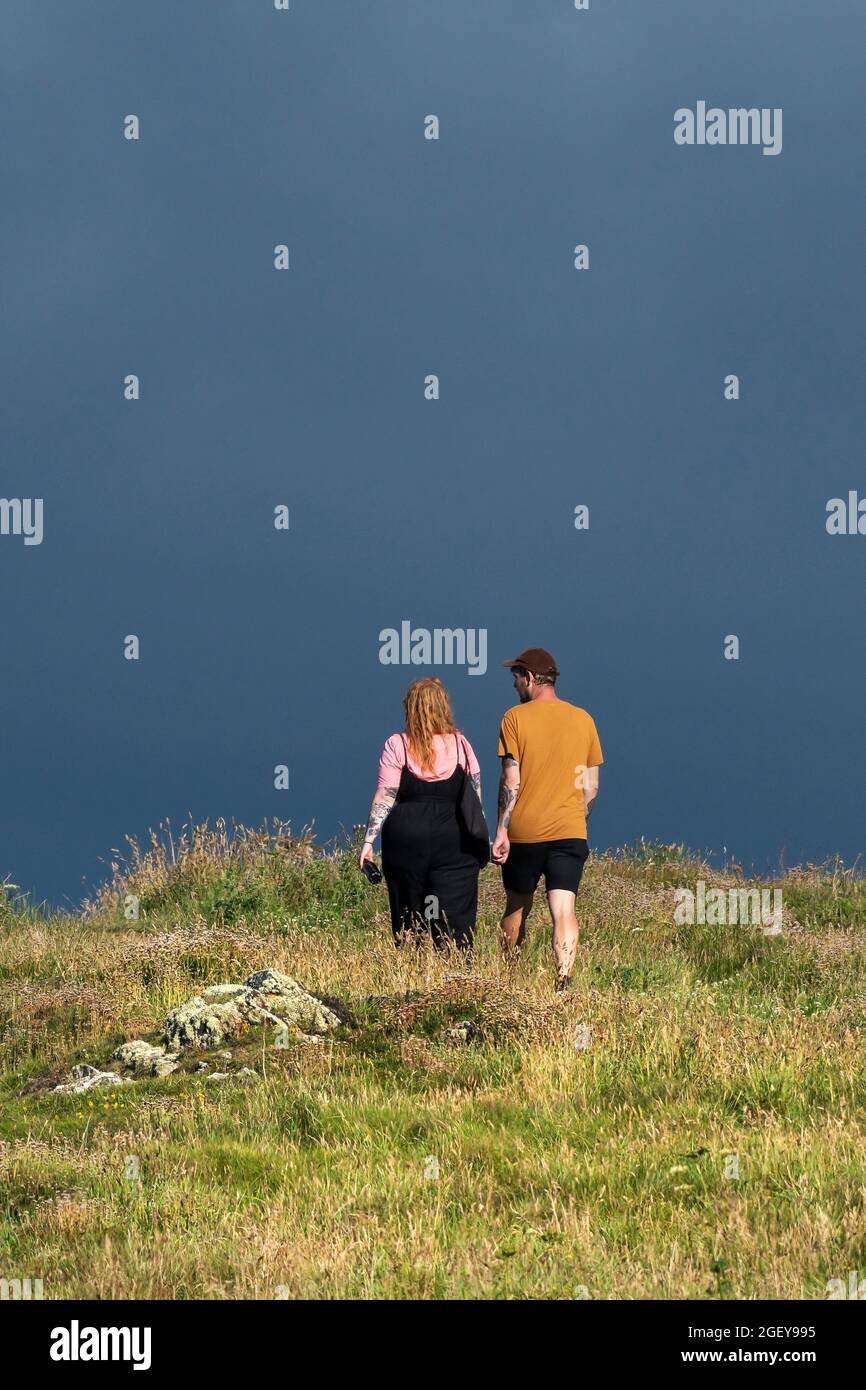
[{"left": 1, "top": 824, "right": 865, "bottom": 1299}]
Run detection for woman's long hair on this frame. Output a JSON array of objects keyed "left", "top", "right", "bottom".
[{"left": 403, "top": 677, "right": 457, "bottom": 772}]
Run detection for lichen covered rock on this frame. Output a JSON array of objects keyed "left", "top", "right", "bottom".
[
  {"left": 201, "top": 985, "right": 249, "bottom": 1004},
  {"left": 113, "top": 1040, "right": 179, "bottom": 1078},
  {"left": 54, "top": 1063, "right": 130, "bottom": 1094},
  {"left": 161, "top": 991, "right": 281, "bottom": 1052},
  {"left": 245, "top": 969, "right": 294, "bottom": 994},
  {"left": 243, "top": 970, "right": 341, "bottom": 1035},
  {"left": 440, "top": 1020, "right": 485, "bottom": 1045},
  {"left": 161, "top": 970, "right": 340, "bottom": 1052}
]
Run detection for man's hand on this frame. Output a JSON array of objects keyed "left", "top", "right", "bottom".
[
  {"left": 491, "top": 829, "right": 510, "bottom": 864},
  {"left": 358, "top": 842, "right": 374, "bottom": 871}
]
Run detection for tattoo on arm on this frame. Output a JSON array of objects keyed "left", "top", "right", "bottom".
[
  {"left": 470, "top": 772, "right": 482, "bottom": 798},
  {"left": 498, "top": 785, "right": 518, "bottom": 829},
  {"left": 497, "top": 755, "right": 519, "bottom": 829},
  {"left": 364, "top": 787, "right": 398, "bottom": 843}
]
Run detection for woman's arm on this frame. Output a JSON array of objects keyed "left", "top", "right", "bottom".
[
  {"left": 359, "top": 735, "right": 404, "bottom": 867},
  {"left": 359, "top": 785, "right": 398, "bottom": 867},
  {"left": 460, "top": 736, "right": 482, "bottom": 801}
]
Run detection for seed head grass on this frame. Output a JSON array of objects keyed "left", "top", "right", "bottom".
[{"left": 1, "top": 821, "right": 865, "bottom": 1299}]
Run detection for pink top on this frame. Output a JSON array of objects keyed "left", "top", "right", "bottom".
[{"left": 377, "top": 732, "right": 481, "bottom": 791}]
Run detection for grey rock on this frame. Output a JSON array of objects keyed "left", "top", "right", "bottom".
[
  {"left": 161, "top": 971, "right": 340, "bottom": 1052},
  {"left": 113, "top": 1040, "right": 179, "bottom": 1078},
  {"left": 161, "top": 990, "right": 284, "bottom": 1053},
  {"left": 201, "top": 984, "right": 249, "bottom": 1004},
  {"left": 54, "top": 1064, "right": 130, "bottom": 1094},
  {"left": 243, "top": 970, "right": 341, "bottom": 1035},
  {"left": 441, "top": 1020, "right": 485, "bottom": 1045},
  {"left": 245, "top": 969, "right": 295, "bottom": 994}
]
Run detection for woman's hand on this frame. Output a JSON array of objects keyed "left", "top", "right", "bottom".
[{"left": 358, "top": 841, "right": 374, "bottom": 871}]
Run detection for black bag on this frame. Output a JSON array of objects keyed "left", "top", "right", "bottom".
[{"left": 455, "top": 735, "right": 491, "bottom": 868}]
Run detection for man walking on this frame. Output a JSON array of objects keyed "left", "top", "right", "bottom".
[{"left": 491, "top": 647, "right": 603, "bottom": 990}]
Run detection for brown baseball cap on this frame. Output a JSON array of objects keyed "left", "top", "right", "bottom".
[{"left": 502, "top": 646, "right": 559, "bottom": 678}]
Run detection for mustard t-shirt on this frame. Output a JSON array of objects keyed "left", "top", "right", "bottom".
[{"left": 497, "top": 699, "right": 603, "bottom": 842}]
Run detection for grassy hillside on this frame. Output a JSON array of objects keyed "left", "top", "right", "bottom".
[{"left": 1, "top": 823, "right": 865, "bottom": 1300}]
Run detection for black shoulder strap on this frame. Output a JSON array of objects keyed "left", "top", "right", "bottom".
[{"left": 457, "top": 733, "right": 469, "bottom": 771}]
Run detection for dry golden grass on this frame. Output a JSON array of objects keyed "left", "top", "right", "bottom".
[{"left": 1, "top": 827, "right": 865, "bottom": 1299}]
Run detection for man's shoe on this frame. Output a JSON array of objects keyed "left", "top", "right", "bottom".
[{"left": 555, "top": 974, "right": 572, "bottom": 994}]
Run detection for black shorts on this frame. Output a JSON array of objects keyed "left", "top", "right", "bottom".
[{"left": 502, "top": 839, "right": 589, "bottom": 896}]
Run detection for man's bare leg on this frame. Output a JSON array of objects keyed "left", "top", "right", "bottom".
[
  {"left": 548, "top": 888, "right": 579, "bottom": 988},
  {"left": 500, "top": 890, "right": 534, "bottom": 965}
]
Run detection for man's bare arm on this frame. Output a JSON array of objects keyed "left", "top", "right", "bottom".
[
  {"left": 491, "top": 755, "right": 519, "bottom": 864},
  {"left": 497, "top": 755, "right": 520, "bottom": 831},
  {"left": 584, "top": 766, "right": 599, "bottom": 818}
]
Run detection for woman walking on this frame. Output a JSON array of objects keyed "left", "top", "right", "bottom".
[{"left": 359, "top": 678, "right": 488, "bottom": 951}]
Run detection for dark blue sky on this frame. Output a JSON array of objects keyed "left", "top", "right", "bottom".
[{"left": 2, "top": 1, "right": 865, "bottom": 908}]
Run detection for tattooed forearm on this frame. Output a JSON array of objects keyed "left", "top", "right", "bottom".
[
  {"left": 364, "top": 788, "right": 398, "bottom": 844},
  {"left": 470, "top": 772, "right": 482, "bottom": 799},
  {"left": 498, "top": 783, "right": 518, "bottom": 829},
  {"left": 497, "top": 756, "right": 519, "bottom": 830}
]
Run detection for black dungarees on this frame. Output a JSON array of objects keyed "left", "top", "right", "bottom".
[{"left": 381, "top": 734, "right": 480, "bottom": 950}]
